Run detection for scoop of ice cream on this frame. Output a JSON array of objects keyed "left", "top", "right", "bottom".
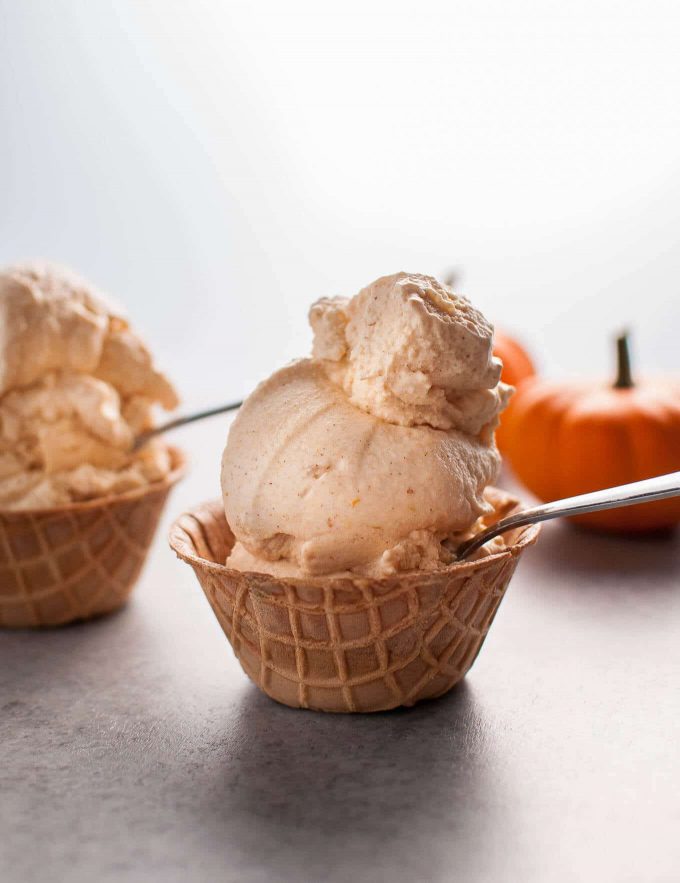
[
  {"left": 0, "top": 262, "right": 178, "bottom": 510},
  {"left": 222, "top": 272, "right": 510, "bottom": 578},
  {"left": 0, "top": 262, "right": 178, "bottom": 407},
  {"left": 222, "top": 359, "right": 500, "bottom": 577},
  {"left": 310, "top": 272, "right": 509, "bottom": 436}
]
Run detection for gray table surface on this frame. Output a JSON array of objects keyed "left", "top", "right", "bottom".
[{"left": 2, "top": 420, "right": 680, "bottom": 883}]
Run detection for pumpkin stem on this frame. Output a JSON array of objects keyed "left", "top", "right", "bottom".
[{"left": 613, "top": 331, "right": 634, "bottom": 389}]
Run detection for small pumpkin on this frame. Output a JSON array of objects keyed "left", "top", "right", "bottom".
[
  {"left": 494, "top": 331, "right": 536, "bottom": 388},
  {"left": 501, "top": 332, "right": 680, "bottom": 533}
]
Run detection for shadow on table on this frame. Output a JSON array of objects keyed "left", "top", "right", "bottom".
[{"left": 189, "top": 681, "right": 514, "bottom": 882}]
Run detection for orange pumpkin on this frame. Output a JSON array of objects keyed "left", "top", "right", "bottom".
[
  {"left": 501, "top": 333, "right": 680, "bottom": 533},
  {"left": 494, "top": 331, "right": 536, "bottom": 388}
]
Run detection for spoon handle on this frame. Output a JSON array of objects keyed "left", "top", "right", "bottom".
[
  {"left": 456, "top": 470, "right": 680, "bottom": 560},
  {"left": 133, "top": 400, "right": 243, "bottom": 451}
]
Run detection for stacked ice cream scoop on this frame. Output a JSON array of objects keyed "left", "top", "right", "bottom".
[{"left": 222, "top": 271, "right": 511, "bottom": 578}]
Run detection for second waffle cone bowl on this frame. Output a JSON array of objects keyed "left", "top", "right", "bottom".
[
  {"left": 170, "top": 488, "right": 539, "bottom": 713},
  {"left": 0, "top": 447, "right": 186, "bottom": 628}
]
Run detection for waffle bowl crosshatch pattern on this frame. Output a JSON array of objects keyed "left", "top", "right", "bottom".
[
  {"left": 0, "top": 447, "right": 186, "bottom": 628},
  {"left": 170, "top": 489, "right": 540, "bottom": 713}
]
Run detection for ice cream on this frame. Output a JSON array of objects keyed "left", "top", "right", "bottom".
[
  {"left": 0, "top": 262, "right": 179, "bottom": 510},
  {"left": 221, "top": 272, "right": 511, "bottom": 578}
]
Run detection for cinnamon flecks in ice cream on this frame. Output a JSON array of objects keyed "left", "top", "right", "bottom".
[
  {"left": 310, "top": 272, "right": 509, "bottom": 437},
  {"left": 0, "top": 262, "right": 179, "bottom": 509},
  {"left": 221, "top": 271, "right": 511, "bottom": 579}
]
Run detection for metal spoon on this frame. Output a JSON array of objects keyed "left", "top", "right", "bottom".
[
  {"left": 132, "top": 400, "right": 243, "bottom": 451},
  {"left": 456, "top": 471, "right": 680, "bottom": 560}
]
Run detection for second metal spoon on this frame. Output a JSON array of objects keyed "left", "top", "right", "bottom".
[{"left": 133, "top": 400, "right": 243, "bottom": 451}]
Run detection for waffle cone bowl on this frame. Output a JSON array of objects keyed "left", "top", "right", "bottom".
[
  {"left": 170, "top": 488, "right": 539, "bottom": 713},
  {"left": 0, "top": 447, "right": 186, "bottom": 628}
]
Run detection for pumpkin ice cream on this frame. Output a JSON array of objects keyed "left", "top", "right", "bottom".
[
  {"left": 0, "top": 262, "right": 179, "bottom": 510},
  {"left": 221, "top": 271, "right": 511, "bottom": 578}
]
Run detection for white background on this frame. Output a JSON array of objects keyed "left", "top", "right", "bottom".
[{"left": 1, "top": 0, "right": 679, "bottom": 409}]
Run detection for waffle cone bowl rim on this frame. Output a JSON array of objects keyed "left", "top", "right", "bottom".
[{"left": 169, "top": 486, "right": 540, "bottom": 591}]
